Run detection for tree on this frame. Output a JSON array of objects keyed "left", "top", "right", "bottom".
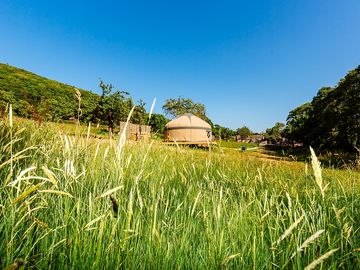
[
  {"left": 236, "top": 126, "right": 252, "bottom": 138},
  {"left": 79, "top": 91, "right": 99, "bottom": 123},
  {"left": 131, "top": 100, "right": 147, "bottom": 125},
  {"left": 284, "top": 66, "right": 360, "bottom": 151},
  {"left": 162, "top": 97, "right": 207, "bottom": 120},
  {"left": 148, "top": 113, "right": 169, "bottom": 135},
  {"left": 332, "top": 67, "right": 360, "bottom": 150},
  {"left": 0, "top": 89, "right": 15, "bottom": 117},
  {"left": 265, "top": 122, "right": 285, "bottom": 144},
  {"left": 93, "top": 80, "right": 131, "bottom": 133},
  {"left": 14, "top": 100, "right": 32, "bottom": 119},
  {"left": 213, "top": 124, "right": 235, "bottom": 140},
  {"left": 284, "top": 102, "right": 312, "bottom": 145},
  {"left": 304, "top": 87, "right": 337, "bottom": 149},
  {"left": 284, "top": 87, "right": 338, "bottom": 149}
]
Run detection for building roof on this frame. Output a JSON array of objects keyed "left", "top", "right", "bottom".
[{"left": 165, "top": 113, "right": 211, "bottom": 130}]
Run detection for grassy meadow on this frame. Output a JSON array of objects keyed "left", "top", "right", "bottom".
[
  {"left": 218, "top": 140, "right": 258, "bottom": 149},
  {"left": 0, "top": 118, "right": 359, "bottom": 269}
]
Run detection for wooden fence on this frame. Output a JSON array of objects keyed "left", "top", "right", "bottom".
[{"left": 118, "top": 122, "right": 151, "bottom": 141}]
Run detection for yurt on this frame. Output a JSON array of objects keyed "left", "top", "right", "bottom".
[{"left": 164, "top": 113, "right": 212, "bottom": 144}]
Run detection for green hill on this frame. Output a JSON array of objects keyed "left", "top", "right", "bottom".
[{"left": 0, "top": 63, "right": 99, "bottom": 121}]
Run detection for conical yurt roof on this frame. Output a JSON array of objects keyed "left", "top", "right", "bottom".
[{"left": 165, "top": 113, "right": 211, "bottom": 129}]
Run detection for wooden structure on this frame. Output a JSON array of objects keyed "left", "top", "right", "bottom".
[
  {"left": 164, "top": 113, "right": 213, "bottom": 145},
  {"left": 119, "top": 122, "right": 151, "bottom": 141}
]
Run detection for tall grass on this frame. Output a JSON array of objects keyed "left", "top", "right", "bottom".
[{"left": 0, "top": 119, "right": 359, "bottom": 269}]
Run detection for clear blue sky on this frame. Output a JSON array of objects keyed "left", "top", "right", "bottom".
[{"left": 1, "top": 0, "right": 359, "bottom": 132}]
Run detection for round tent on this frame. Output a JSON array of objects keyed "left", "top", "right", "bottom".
[{"left": 164, "top": 113, "right": 212, "bottom": 144}]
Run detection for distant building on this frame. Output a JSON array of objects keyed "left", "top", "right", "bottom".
[{"left": 236, "top": 133, "right": 265, "bottom": 143}]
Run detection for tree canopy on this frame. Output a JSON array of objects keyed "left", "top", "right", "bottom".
[
  {"left": 212, "top": 124, "right": 236, "bottom": 140},
  {"left": 162, "top": 97, "right": 214, "bottom": 127},
  {"left": 236, "top": 126, "right": 252, "bottom": 138},
  {"left": 148, "top": 113, "right": 169, "bottom": 135},
  {"left": 92, "top": 80, "right": 132, "bottom": 132},
  {"left": 162, "top": 97, "right": 205, "bottom": 118},
  {"left": 265, "top": 122, "right": 285, "bottom": 144},
  {"left": 284, "top": 65, "right": 360, "bottom": 151}
]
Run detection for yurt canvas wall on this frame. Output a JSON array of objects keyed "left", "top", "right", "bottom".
[{"left": 164, "top": 114, "right": 212, "bottom": 143}]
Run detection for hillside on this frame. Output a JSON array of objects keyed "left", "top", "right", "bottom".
[{"left": 0, "top": 63, "right": 99, "bottom": 121}]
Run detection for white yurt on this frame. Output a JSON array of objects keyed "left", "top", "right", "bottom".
[{"left": 164, "top": 113, "right": 212, "bottom": 143}]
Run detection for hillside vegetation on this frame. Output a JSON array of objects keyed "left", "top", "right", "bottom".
[
  {"left": 0, "top": 63, "right": 99, "bottom": 122},
  {"left": 0, "top": 63, "right": 173, "bottom": 135},
  {"left": 0, "top": 116, "right": 359, "bottom": 269}
]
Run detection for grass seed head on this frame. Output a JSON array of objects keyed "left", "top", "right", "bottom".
[
  {"left": 290, "top": 229, "right": 325, "bottom": 260},
  {"left": 304, "top": 248, "right": 339, "bottom": 270},
  {"left": 275, "top": 215, "right": 304, "bottom": 246},
  {"left": 9, "top": 104, "right": 13, "bottom": 128},
  {"left": 310, "top": 146, "right": 326, "bottom": 198}
]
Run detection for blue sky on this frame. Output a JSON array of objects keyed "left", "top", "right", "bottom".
[{"left": 1, "top": 0, "right": 360, "bottom": 132}]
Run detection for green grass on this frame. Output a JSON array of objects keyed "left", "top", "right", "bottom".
[
  {"left": 0, "top": 119, "right": 359, "bottom": 269},
  {"left": 218, "top": 140, "right": 258, "bottom": 149}
]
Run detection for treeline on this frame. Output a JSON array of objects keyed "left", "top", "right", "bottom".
[
  {"left": 213, "top": 125, "right": 252, "bottom": 140},
  {"left": 284, "top": 65, "right": 360, "bottom": 151}
]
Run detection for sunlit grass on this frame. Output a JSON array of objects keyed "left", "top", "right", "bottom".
[
  {"left": 218, "top": 140, "right": 258, "bottom": 149},
  {"left": 0, "top": 119, "right": 359, "bottom": 269}
]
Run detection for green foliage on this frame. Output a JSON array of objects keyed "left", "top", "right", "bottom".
[
  {"left": 0, "top": 63, "right": 99, "bottom": 122},
  {"left": 93, "top": 80, "right": 132, "bottom": 131},
  {"left": 334, "top": 69, "right": 360, "bottom": 149},
  {"left": 162, "top": 96, "right": 215, "bottom": 130},
  {"left": 284, "top": 102, "right": 312, "bottom": 144},
  {"left": 148, "top": 113, "right": 169, "bottom": 134},
  {"left": 265, "top": 122, "right": 285, "bottom": 143},
  {"left": 236, "top": 126, "right": 252, "bottom": 138},
  {"left": 162, "top": 97, "right": 207, "bottom": 120},
  {"left": 213, "top": 124, "right": 236, "bottom": 140},
  {"left": 285, "top": 66, "right": 360, "bottom": 151},
  {"left": 0, "top": 89, "right": 15, "bottom": 112},
  {"left": 79, "top": 91, "right": 100, "bottom": 123},
  {"left": 131, "top": 100, "right": 147, "bottom": 125},
  {"left": 0, "top": 64, "right": 152, "bottom": 129}
]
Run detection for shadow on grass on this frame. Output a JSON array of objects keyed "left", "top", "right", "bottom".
[{"left": 263, "top": 145, "right": 358, "bottom": 169}]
